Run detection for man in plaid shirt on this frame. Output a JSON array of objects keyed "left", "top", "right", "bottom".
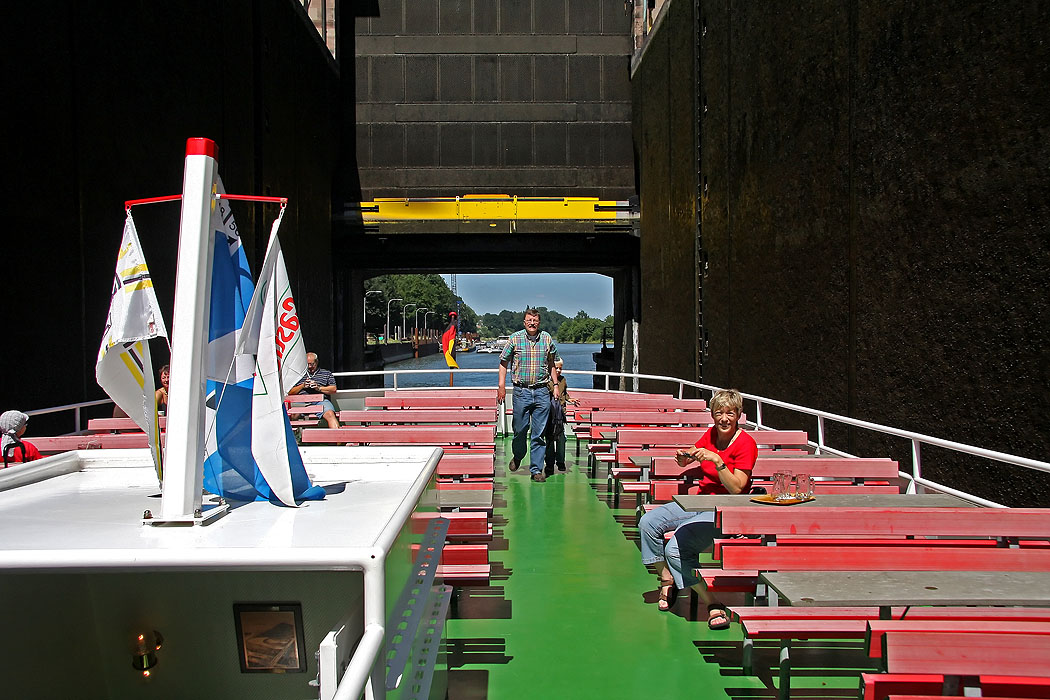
[{"left": 497, "top": 309, "right": 561, "bottom": 482}]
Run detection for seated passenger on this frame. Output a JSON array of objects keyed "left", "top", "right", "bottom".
[
  {"left": 1, "top": 410, "right": 43, "bottom": 467},
  {"left": 288, "top": 352, "right": 340, "bottom": 430},
  {"left": 637, "top": 388, "right": 756, "bottom": 629},
  {"left": 155, "top": 364, "right": 170, "bottom": 414}
]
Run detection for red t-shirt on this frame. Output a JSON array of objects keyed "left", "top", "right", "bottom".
[
  {"left": 3, "top": 439, "right": 42, "bottom": 465},
  {"left": 688, "top": 426, "right": 758, "bottom": 494}
]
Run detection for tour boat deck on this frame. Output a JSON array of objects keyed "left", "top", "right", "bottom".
[{"left": 446, "top": 435, "right": 859, "bottom": 699}]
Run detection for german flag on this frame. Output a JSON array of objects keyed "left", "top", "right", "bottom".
[{"left": 441, "top": 311, "right": 459, "bottom": 369}]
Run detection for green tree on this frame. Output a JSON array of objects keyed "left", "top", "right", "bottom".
[{"left": 364, "top": 274, "right": 478, "bottom": 337}]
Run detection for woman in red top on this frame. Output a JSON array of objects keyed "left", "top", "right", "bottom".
[
  {"left": 637, "top": 389, "right": 757, "bottom": 629},
  {"left": 1, "top": 410, "right": 43, "bottom": 467}
]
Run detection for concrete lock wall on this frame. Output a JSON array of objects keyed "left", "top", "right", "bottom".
[
  {"left": 635, "top": 0, "right": 1050, "bottom": 506},
  {"left": 4, "top": 1, "right": 338, "bottom": 423},
  {"left": 352, "top": 0, "right": 636, "bottom": 200}
]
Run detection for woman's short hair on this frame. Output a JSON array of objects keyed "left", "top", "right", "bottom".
[{"left": 710, "top": 388, "right": 743, "bottom": 415}]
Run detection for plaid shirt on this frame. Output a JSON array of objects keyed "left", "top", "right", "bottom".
[{"left": 500, "top": 330, "right": 560, "bottom": 387}]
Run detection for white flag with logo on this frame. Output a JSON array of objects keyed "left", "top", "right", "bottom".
[
  {"left": 236, "top": 207, "right": 311, "bottom": 506},
  {"left": 95, "top": 212, "right": 168, "bottom": 477}
]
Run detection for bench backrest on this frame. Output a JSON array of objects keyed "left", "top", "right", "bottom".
[
  {"left": 721, "top": 543, "right": 1050, "bottom": 571},
  {"left": 752, "top": 457, "right": 899, "bottom": 479},
  {"left": 301, "top": 425, "right": 495, "bottom": 445},
  {"left": 384, "top": 389, "right": 497, "bottom": 398},
  {"left": 337, "top": 409, "right": 497, "bottom": 424},
  {"left": 868, "top": 619, "right": 1050, "bottom": 658},
  {"left": 617, "top": 428, "right": 808, "bottom": 449},
  {"left": 365, "top": 396, "right": 496, "bottom": 409},
  {"left": 436, "top": 453, "right": 495, "bottom": 477},
  {"left": 589, "top": 411, "right": 718, "bottom": 427},
  {"left": 87, "top": 417, "right": 167, "bottom": 432},
  {"left": 718, "top": 506, "right": 1050, "bottom": 538},
  {"left": 286, "top": 393, "right": 325, "bottom": 403},
  {"left": 33, "top": 433, "right": 157, "bottom": 453},
  {"left": 883, "top": 631, "right": 1050, "bottom": 677}
]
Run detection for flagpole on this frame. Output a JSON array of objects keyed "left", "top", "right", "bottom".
[{"left": 160, "top": 138, "right": 219, "bottom": 523}]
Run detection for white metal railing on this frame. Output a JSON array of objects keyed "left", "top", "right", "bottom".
[
  {"left": 331, "top": 367, "right": 1049, "bottom": 508},
  {"left": 28, "top": 368, "right": 1046, "bottom": 508},
  {"left": 26, "top": 398, "right": 112, "bottom": 435}
]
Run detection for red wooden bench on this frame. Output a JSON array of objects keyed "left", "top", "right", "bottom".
[
  {"left": 411, "top": 512, "right": 492, "bottom": 541},
  {"left": 337, "top": 409, "right": 497, "bottom": 425},
  {"left": 33, "top": 433, "right": 161, "bottom": 454},
  {"left": 365, "top": 396, "right": 496, "bottom": 409},
  {"left": 411, "top": 542, "right": 490, "bottom": 584},
  {"left": 435, "top": 482, "right": 494, "bottom": 512},
  {"left": 86, "top": 417, "right": 167, "bottom": 432},
  {"left": 435, "top": 453, "right": 495, "bottom": 481},
  {"left": 862, "top": 632, "right": 1050, "bottom": 699},
  {"left": 384, "top": 389, "right": 497, "bottom": 398},
  {"left": 300, "top": 425, "right": 496, "bottom": 454},
  {"left": 866, "top": 619, "right": 1050, "bottom": 658}
]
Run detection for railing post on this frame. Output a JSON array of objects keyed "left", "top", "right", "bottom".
[
  {"left": 816, "top": 416, "right": 825, "bottom": 454},
  {"left": 604, "top": 374, "right": 609, "bottom": 391},
  {"left": 392, "top": 372, "right": 398, "bottom": 390},
  {"left": 909, "top": 439, "right": 922, "bottom": 494},
  {"left": 755, "top": 401, "right": 764, "bottom": 429},
  {"left": 678, "top": 382, "right": 684, "bottom": 400},
  {"left": 74, "top": 406, "right": 82, "bottom": 433}
]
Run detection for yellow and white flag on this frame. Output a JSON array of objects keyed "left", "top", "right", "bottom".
[{"left": 96, "top": 211, "right": 169, "bottom": 478}]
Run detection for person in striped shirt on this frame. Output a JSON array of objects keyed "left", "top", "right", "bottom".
[{"left": 497, "top": 309, "right": 561, "bottom": 482}]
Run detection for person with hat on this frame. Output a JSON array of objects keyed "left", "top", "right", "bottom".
[{"left": 1, "top": 410, "right": 43, "bottom": 467}]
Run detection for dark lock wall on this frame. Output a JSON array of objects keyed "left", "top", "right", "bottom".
[
  {"left": 636, "top": 0, "right": 1050, "bottom": 505},
  {"left": 353, "top": 0, "right": 635, "bottom": 201},
  {"left": 3, "top": 1, "right": 338, "bottom": 429}
]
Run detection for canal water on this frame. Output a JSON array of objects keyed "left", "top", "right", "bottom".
[{"left": 383, "top": 342, "right": 609, "bottom": 389}]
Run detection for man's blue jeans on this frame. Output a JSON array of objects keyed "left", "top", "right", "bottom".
[{"left": 511, "top": 385, "right": 550, "bottom": 474}]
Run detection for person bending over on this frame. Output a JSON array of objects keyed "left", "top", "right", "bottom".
[
  {"left": 289, "top": 352, "right": 340, "bottom": 430},
  {"left": 637, "top": 388, "right": 756, "bottom": 629},
  {"left": 1, "top": 410, "right": 43, "bottom": 467}
]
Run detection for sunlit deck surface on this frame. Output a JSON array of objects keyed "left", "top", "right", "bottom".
[{"left": 447, "top": 435, "right": 860, "bottom": 699}]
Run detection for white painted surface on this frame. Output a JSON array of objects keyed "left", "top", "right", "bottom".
[{"left": 0, "top": 446, "right": 439, "bottom": 570}]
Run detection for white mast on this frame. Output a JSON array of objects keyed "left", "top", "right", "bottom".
[{"left": 156, "top": 138, "right": 221, "bottom": 524}]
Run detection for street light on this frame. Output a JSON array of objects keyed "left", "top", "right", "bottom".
[
  {"left": 402, "top": 303, "right": 417, "bottom": 340},
  {"left": 424, "top": 311, "right": 435, "bottom": 336},
  {"left": 385, "top": 297, "right": 402, "bottom": 343},
  {"left": 414, "top": 307, "right": 428, "bottom": 337}
]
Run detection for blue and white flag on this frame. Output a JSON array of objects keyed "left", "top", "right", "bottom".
[{"left": 203, "top": 179, "right": 323, "bottom": 505}]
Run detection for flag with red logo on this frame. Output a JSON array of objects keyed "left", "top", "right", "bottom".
[
  {"left": 441, "top": 311, "right": 459, "bottom": 369},
  {"left": 210, "top": 200, "right": 321, "bottom": 506}
]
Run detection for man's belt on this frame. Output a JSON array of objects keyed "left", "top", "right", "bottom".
[{"left": 513, "top": 381, "right": 548, "bottom": 389}]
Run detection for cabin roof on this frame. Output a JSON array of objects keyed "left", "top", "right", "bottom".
[{"left": 0, "top": 446, "right": 438, "bottom": 572}]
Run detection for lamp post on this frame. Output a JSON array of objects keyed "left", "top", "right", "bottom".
[
  {"left": 364, "top": 290, "right": 381, "bottom": 342},
  {"left": 424, "top": 311, "right": 435, "bottom": 338},
  {"left": 385, "top": 297, "right": 402, "bottom": 343},
  {"left": 414, "top": 307, "right": 428, "bottom": 338},
  {"left": 402, "top": 303, "right": 417, "bottom": 341}
]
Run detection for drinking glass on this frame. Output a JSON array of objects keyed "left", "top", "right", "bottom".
[
  {"left": 795, "top": 473, "right": 813, "bottom": 500},
  {"left": 772, "top": 471, "right": 793, "bottom": 501}
]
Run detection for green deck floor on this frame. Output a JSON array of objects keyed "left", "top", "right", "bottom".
[{"left": 443, "top": 436, "right": 870, "bottom": 699}]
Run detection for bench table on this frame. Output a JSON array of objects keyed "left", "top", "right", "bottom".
[
  {"left": 674, "top": 493, "right": 972, "bottom": 512},
  {"left": 761, "top": 570, "right": 1050, "bottom": 616}
]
